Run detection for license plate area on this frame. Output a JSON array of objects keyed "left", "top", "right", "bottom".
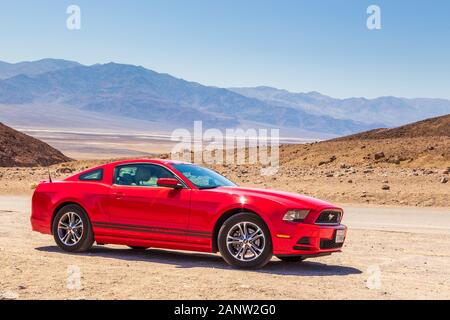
[{"left": 335, "top": 230, "right": 346, "bottom": 243}]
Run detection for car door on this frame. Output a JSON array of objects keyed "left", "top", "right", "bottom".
[{"left": 104, "top": 163, "right": 191, "bottom": 243}]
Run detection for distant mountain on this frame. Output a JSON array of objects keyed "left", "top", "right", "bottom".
[
  {"left": 0, "top": 60, "right": 377, "bottom": 135},
  {"left": 0, "top": 58, "right": 81, "bottom": 80},
  {"left": 0, "top": 122, "right": 71, "bottom": 167},
  {"left": 230, "top": 86, "right": 450, "bottom": 127},
  {"left": 1, "top": 59, "right": 448, "bottom": 138}
]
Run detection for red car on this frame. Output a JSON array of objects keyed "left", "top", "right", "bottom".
[{"left": 31, "top": 159, "right": 347, "bottom": 269}]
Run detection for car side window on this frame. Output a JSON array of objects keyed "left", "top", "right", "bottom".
[
  {"left": 114, "top": 164, "right": 176, "bottom": 187},
  {"left": 79, "top": 169, "right": 103, "bottom": 181}
]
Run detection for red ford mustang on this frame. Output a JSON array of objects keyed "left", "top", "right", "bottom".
[{"left": 31, "top": 159, "right": 347, "bottom": 268}]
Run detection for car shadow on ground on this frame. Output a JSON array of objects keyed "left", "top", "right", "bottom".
[{"left": 36, "top": 245, "right": 362, "bottom": 276}]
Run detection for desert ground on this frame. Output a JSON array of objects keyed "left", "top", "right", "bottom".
[{"left": 0, "top": 196, "right": 449, "bottom": 300}]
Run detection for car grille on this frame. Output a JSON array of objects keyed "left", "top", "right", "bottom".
[
  {"left": 315, "top": 210, "right": 342, "bottom": 225},
  {"left": 320, "top": 238, "right": 344, "bottom": 249}
]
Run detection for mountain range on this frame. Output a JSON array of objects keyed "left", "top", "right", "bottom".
[
  {"left": 229, "top": 87, "right": 450, "bottom": 127},
  {"left": 0, "top": 58, "right": 449, "bottom": 138},
  {"left": 0, "top": 59, "right": 81, "bottom": 79}
]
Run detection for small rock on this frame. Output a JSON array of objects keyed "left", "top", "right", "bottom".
[
  {"left": 56, "top": 167, "right": 73, "bottom": 174},
  {"left": 440, "top": 177, "right": 448, "bottom": 184},
  {"left": 382, "top": 184, "right": 390, "bottom": 190},
  {"left": 318, "top": 156, "right": 336, "bottom": 166},
  {"left": 347, "top": 180, "right": 353, "bottom": 183},
  {"left": 374, "top": 152, "right": 385, "bottom": 160},
  {"left": 387, "top": 157, "right": 401, "bottom": 165}
]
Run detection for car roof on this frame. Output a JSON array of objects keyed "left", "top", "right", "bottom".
[
  {"left": 104, "top": 158, "right": 192, "bottom": 167},
  {"left": 65, "top": 158, "right": 193, "bottom": 182}
]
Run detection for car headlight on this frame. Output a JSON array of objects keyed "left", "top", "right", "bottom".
[{"left": 283, "top": 209, "right": 310, "bottom": 222}]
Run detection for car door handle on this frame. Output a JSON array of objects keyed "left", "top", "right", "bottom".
[{"left": 113, "top": 192, "right": 124, "bottom": 199}]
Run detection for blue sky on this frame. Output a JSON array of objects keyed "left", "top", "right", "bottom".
[{"left": 0, "top": 0, "right": 449, "bottom": 99}]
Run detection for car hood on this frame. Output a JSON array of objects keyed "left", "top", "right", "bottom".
[{"left": 212, "top": 186, "right": 336, "bottom": 209}]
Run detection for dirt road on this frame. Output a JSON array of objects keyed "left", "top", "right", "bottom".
[{"left": 0, "top": 196, "right": 449, "bottom": 300}]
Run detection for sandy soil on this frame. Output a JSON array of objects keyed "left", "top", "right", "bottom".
[
  {"left": 218, "top": 165, "right": 450, "bottom": 208},
  {"left": 0, "top": 196, "right": 449, "bottom": 300}
]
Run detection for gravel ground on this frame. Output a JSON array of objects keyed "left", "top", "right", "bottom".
[{"left": 0, "top": 196, "right": 449, "bottom": 300}]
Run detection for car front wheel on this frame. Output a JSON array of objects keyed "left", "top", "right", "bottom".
[
  {"left": 52, "top": 204, "right": 94, "bottom": 252},
  {"left": 218, "top": 212, "right": 272, "bottom": 269}
]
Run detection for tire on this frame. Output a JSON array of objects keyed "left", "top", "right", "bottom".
[
  {"left": 276, "top": 256, "right": 305, "bottom": 263},
  {"left": 128, "top": 246, "right": 149, "bottom": 250},
  {"left": 218, "top": 212, "right": 272, "bottom": 269},
  {"left": 52, "top": 204, "right": 94, "bottom": 253}
]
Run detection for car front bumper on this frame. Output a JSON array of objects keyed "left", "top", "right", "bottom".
[{"left": 271, "top": 223, "right": 347, "bottom": 256}]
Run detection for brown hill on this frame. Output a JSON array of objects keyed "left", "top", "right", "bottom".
[
  {"left": 333, "top": 114, "right": 450, "bottom": 141},
  {"left": 277, "top": 115, "right": 450, "bottom": 169},
  {"left": 0, "top": 123, "right": 72, "bottom": 167}
]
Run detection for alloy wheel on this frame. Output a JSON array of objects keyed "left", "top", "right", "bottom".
[
  {"left": 57, "top": 212, "right": 84, "bottom": 246},
  {"left": 226, "top": 221, "right": 265, "bottom": 261}
]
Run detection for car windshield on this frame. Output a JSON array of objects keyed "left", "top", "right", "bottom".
[{"left": 172, "top": 163, "right": 236, "bottom": 189}]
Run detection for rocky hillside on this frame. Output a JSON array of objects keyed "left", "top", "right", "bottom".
[
  {"left": 278, "top": 114, "right": 450, "bottom": 169},
  {"left": 0, "top": 123, "right": 72, "bottom": 167},
  {"left": 333, "top": 114, "right": 450, "bottom": 140}
]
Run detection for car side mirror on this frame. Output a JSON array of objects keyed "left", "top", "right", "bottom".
[{"left": 157, "top": 178, "right": 183, "bottom": 189}]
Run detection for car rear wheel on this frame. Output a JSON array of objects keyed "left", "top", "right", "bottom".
[
  {"left": 52, "top": 204, "right": 94, "bottom": 252},
  {"left": 276, "top": 256, "right": 306, "bottom": 263},
  {"left": 218, "top": 212, "right": 272, "bottom": 269}
]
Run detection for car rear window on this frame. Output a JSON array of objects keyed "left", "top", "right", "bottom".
[{"left": 79, "top": 169, "right": 104, "bottom": 181}]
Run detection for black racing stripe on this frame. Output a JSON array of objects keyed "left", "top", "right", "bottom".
[
  {"left": 93, "top": 224, "right": 211, "bottom": 238},
  {"left": 92, "top": 222, "right": 211, "bottom": 238},
  {"left": 92, "top": 221, "right": 211, "bottom": 236}
]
